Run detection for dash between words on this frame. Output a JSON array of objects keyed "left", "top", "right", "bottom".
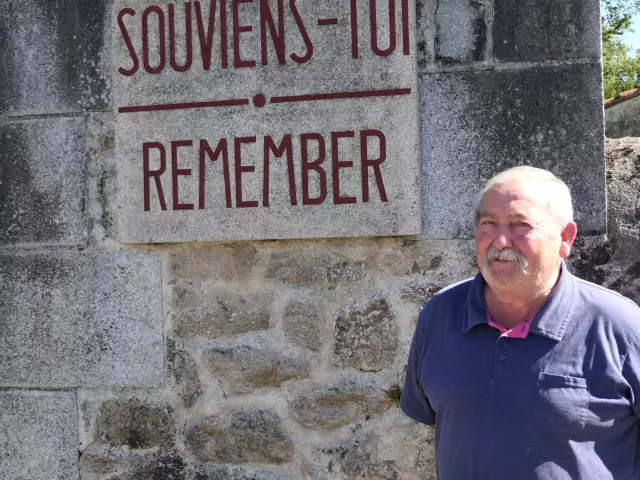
[{"left": 142, "top": 129, "right": 389, "bottom": 211}]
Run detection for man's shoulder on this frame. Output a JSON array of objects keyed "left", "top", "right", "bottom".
[
  {"left": 572, "top": 276, "right": 640, "bottom": 333},
  {"left": 573, "top": 276, "right": 640, "bottom": 314}
]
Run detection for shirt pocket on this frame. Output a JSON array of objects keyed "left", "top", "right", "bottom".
[{"left": 533, "top": 372, "right": 589, "bottom": 432}]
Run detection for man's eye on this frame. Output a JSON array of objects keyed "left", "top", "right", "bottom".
[{"left": 480, "top": 220, "right": 495, "bottom": 226}]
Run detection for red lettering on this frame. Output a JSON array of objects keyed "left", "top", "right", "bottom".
[
  {"left": 200, "top": 139, "right": 232, "bottom": 208},
  {"left": 350, "top": 0, "right": 358, "bottom": 58},
  {"left": 331, "top": 131, "right": 357, "bottom": 205},
  {"left": 360, "top": 130, "right": 388, "bottom": 202},
  {"left": 169, "top": 3, "right": 193, "bottom": 72},
  {"left": 263, "top": 135, "right": 297, "bottom": 206},
  {"left": 142, "top": 6, "right": 166, "bottom": 74},
  {"left": 195, "top": 0, "right": 229, "bottom": 70},
  {"left": 402, "top": 0, "right": 410, "bottom": 55},
  {"left": 234, "top": 136, "right": 258, "bottom": 207},
  {"left": 232, "top": 0, "right": 256, "bottom": 68},
  {"left": 260, "top": 0, "right": 285, "bottom": 65},
  {"left": 117, "top": 8, "right": 140, "bottom": 76},
  {"left": 301, "top": 133, "right": 327, "bottom": 205},
  {"left": 370, "top": 0, "right": 396, "bottom": 56},
  {"left": 289, "top": 0, "right": 313, "bottom": 63},
  {"left": 143, "top": 142, "right": 167, "bottom": 211},
  {"left": 171, "top": 140, "right": 194, "bottom": 210}
]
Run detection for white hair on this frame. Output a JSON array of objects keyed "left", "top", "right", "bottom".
[{"left": 474, "top": 166, "right": 574, "bottom": 232}]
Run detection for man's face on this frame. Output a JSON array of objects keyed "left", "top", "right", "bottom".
[{"left": 475, "top": 181, "right": 564, "bottom": 291}]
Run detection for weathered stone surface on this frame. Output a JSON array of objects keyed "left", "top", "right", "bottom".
[
  {"left": 185, "top": 409, "right": 293, "bottom": 465},
  {"left": 416, "top": 0, "right": 437, "bottom": 67},
  {"left": 171, "top": 281, "right": 271, "bottom": 339},
  {"left": 189, "top": 465, "right": 297, "bottom": 480},
  {"left": 266, "top": 251, "right": 366, "bottom": 290},
  {"left": 605, "top": 96, "right": 640, "bottom": 139},
  {"left": 0, "top": 251, "right": 164, "bottom": 387},
  {"left": 0, "top": 118, "right": 86, "bottom": 246},
  {"left": 96, "top": 399, "right": 175, "bottom": 449},
  {"left": 282, "top": 301, "right": 322, "bottom": 351},
  {"left": 334, "top": 298, "right": 398, "bottom": 371},
  {"left": 0, "top": 0, "right": 111, "bottom": 115},
  {"left": 167, "top": 340, "right": 203, "bottom": 409},
  {"left": 169, "top": 243, "right": 257, "bottom": 280},
  {"left": 605, "top": 137, "right": 640, "bottom": 260},
  {"left": 325, "top": 411, "right": 436, "bottom": 480},
  {"left": 420, "top": 63, "right": 605, "bottom": 238},
  {"left": 204, "top": 346, "right": 309, "bottom": 394},
  {"left": 0, "top": 391, "right": 78, "bottom": 480},
  {"left": 288, "top": 382, "right": 392, "bottom": 428},
  {"left": 400, "top": 282, "right": 446, "bottom": 306},
  {"left": 494, "top": 0, "right": 600, "bottom": 62},
  {"left": 435, "top": 0, "right": 487, "bottom": 63},
  {"left": 367, "top": 239, "right": 474, "bottom": 276},
  {"left": 86, "top": 112, "right": 118, "bottom": 246},
  {"left": 79, "top": 446, "right": 186, "bottom": 480}
]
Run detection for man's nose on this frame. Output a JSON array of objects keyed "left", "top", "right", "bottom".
[{"left": 492, "top": 225, "right": 512, "bottom": 248}]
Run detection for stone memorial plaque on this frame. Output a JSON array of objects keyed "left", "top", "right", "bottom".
[{"left": 113, "top": 0, "right": 420, "bottom": 242}]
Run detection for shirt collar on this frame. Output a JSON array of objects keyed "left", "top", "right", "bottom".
[{"left": 463, "top": 261, "right": 576, "bottom": 341}]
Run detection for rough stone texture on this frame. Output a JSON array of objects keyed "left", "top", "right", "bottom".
[
  {"left": 0, "top": 118, "right": 86, "bottom": 246},
  {"left": 0, "top": 0, "right": 111, "bottom": 115},
  {"left": 169, "top": 243, "right": 257, "bottom": 280},
  {"left": 167, "top": 339, "right": 203, "bottom": 409},
  {"left": 420, "top": 62, "right": 605, "bottom": 238},
  {"left": 185, "top": 409, "right": 294, "bottom": 465},
  {"left": 565, "top": 138, "right": 640, "bottom": 305},
  {"left": 334, "top": 298, "right": 398, "bottom": 372},
  {"left": 171, "top": 281, "right": 271, "bottom": 339},
  {"left": 494, "top": 0, "right": 601, "bottom": 62},
  {"left": 400, "top": 281, "right": 447, "bottom": 307},
  {"left": 288, "top": 381, "right": 393, "bottom": 428},
  {"left": 435, "top": 0, "right": 487, "bottom": 63},
  {"left": 79, "top": 446, "right": 186, "bottom": 480},
  {"left": 0, "top": 391, "right": 78, "bottom": 480},
  {"left": 189, "top": 465, "right": 298, "bottom": 480},
  {"left": 86, "top": 112, "right": 118, "bottom": 246},
  {"left": 282, "top": 300, "right": 323, "bottom": 351},
  {"left": 95, "top": 399, "right": 175, "bottom": 449},
  {"left": 266, "top": 251, "right": 366, "bottom": 290},
  {"left": 366, "top": 239, "right": 475, "bottom": 276},
  {"left": 0, "top": 250, "right": 164, "bottom": 387},
  {"left": 605, "top": 96, "right": 640, "bottom": 139},
  {"left": 114, "top": 0, "right": 420, "bottom": 243},
  {"left": 204, "top": 345, "right": 310, "bottom": 394},
  {"left": 325, "top": 410, "right": 436, "bottom": 480}
]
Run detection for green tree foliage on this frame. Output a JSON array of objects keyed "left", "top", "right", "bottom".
[{"left": 602, "top": 0, "right": 640, "bottom": 98}]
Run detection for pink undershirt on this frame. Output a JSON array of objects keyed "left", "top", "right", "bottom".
[{"left": 486, "top": 313, "right": 533, "bottom": 339}]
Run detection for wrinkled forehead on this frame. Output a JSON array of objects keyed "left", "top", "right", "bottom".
[{"left": 480, "top": 180, "right": 551, "bottom": 217}]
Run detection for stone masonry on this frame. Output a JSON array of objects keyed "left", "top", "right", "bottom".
[{"left": 0, "top": 0, "right": 630, "bottom": 479}]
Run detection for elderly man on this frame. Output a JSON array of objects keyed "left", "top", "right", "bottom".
[{"left": 401, "top": 166, "right": 640, "bottom": 479}]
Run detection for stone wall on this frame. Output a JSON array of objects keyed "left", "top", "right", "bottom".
[
  {"left": 605, "top": 94, "right": 640, "bottom": 139},
  {"left": 0, "top": 1, "right": 629, "bottom": 479}
]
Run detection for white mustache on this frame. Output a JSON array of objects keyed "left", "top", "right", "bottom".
[{"left": 485, "top": 247, "right": 529, "bottom": 273}]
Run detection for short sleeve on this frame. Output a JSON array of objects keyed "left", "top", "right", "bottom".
[
  {"left": 622, "top": 337, "right": 640, "bottom": 418},
  {"left": 401, "top": 311, "right": 436, "bottom": 425}
]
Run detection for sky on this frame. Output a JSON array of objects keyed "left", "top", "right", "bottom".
[{"left": 621, "top": 13, "right": 640, "bottom": 51}]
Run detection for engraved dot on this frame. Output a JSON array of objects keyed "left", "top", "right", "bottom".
[{"left": 253, "top": 94, "right": 267, "bottom": 108}]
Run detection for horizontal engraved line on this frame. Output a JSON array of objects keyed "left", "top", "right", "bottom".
[
  {"left": 118, "top": 98, "right": 249, "bottom": 113},
  {"left": 318, "top": 18, "right": 338, "bottom": 25},
  {"left": 270, "top": 88, "right": 412, "bottom": 104}
]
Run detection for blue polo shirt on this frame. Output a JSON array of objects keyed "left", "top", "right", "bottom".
[{"left": 401, "top": 264, "right": 640, "bottom": 480}]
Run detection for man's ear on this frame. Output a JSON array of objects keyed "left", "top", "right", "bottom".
[{"left": 559, "top": 222, "right": 578, "bottom": 259}]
